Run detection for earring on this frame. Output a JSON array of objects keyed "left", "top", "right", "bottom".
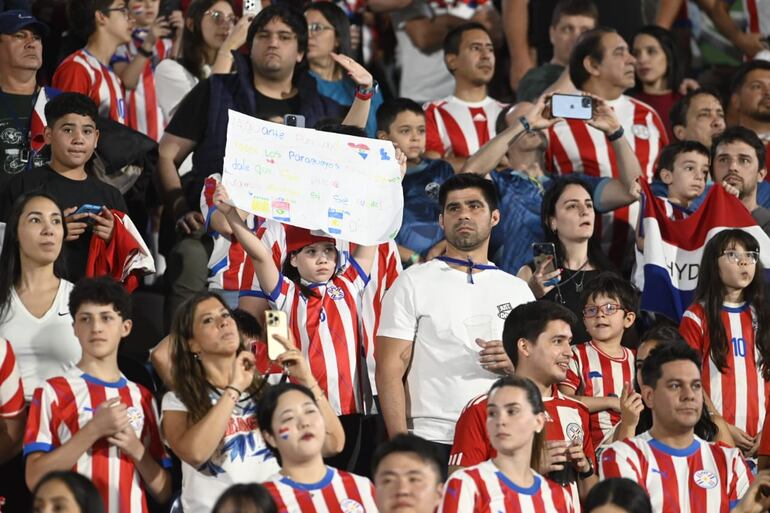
[{"left": 192, "top": 352, "right": 200, "bottom": 360}]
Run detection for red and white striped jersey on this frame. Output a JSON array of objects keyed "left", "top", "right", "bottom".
[
  {"left": 268, "top": 261, "right": 368, "bottom": 415},
  {"left": 263, "top": 467, "right": 378, "bottom": 513},
  {"left": 449, "top": 388, "right": 594, "bottom": 512},
  {"left": 546, "top": 94, "right": 668, "bottom": 265},
  {"left": 0, "top": 339, "right": 24, "bottom": 418},
  {"left": 440, "top": 461, "right": 574, "bottom": 513},
  {"left": 561, "top": 341, "right": 636, "bottom": 448},
  {"left": 201, "top": 175, "right": 284, "bottom": 292},
  {"left": 23, "top": 366, "right": 171, "bottom": 513},
  {"left": 424, "top": 96, "right": 507, "bottom": 158},
  {"left": 53, "top": 49, "right": 127, "bottom": 125},
  {"left": 680, "top": 302, "right": 769, "bottom": 437},
  {"left": 744, "top": 0, "right": 770, "bottom": 35},
  {"left": 113, "top": 31, "right": 173, "bottom": 141},
  {"left": 599, "top": 431, "right": 753, "bottom": 513},
  {"left": 359, "top": 240, "right": 401, "bottom": 404}
]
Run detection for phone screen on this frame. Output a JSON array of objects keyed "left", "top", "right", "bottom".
[
  {"left": 532, "top": 243, "right": 557, "bottom": 274},
  {"left": 551, "top": 94, "right": 593, "bottom": 120}
]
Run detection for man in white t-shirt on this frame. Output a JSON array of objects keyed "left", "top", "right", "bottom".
[
  {"left": 424, "top": 22, "right": 507, "bottom": 171},
  {"left": 376, "top": 173, "right": 535, "bottom": 466}
]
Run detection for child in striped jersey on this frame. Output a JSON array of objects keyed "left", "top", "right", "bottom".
[
  {"left": 680, "top": 229, "right": 770, "bottom": 459},
  {"left": 559, "top": 272, "right": 638, "bottom": 449},
  {"left": 112, "top": 0, "right": 182, "bottom": 140},
  {"left": 24, "top": 277, "right": 172, "bottom": 513},
  {"left": 439, "top": 376, "right": 575, "bottom": 513},
  {"left": 258, "top": 383, "right": 378, "bottom": 513}
]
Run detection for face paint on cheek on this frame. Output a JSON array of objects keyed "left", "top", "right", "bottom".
[{"left": 279, "top": 427, "right": 290, "bottom": 440}]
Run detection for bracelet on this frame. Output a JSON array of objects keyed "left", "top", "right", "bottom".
[
  {"left": 578, "top": 461, "right": 594, "bottom": 480},
  {"left": 607, "top": 126, "right": 624, "bottom": 142},
  {"left": 224, "top": 385, "right": 241, "bottom": 400},
  {"left": 137, "top": 46, "right": 154, "bottom": 58},
  {"left": 518, "top": 116, "right": 532, "bottom": 133},
  {"left": 355, "top": 80, "right": 377, "bottom": 101},
  {"left": 408, "top": 252, "right": 421, "bottom": 265}
]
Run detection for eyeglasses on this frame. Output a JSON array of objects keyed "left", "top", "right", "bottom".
[
  {"left": 205, "top": 9, "right": 237, "bottom": 26},
  {"left": 102, "top": 5, "right": 131, "bottom": 18},
  {"left": 721, "top": 250, "right": 759, "bottom": 264},
  {"left": 583, "top": 303, "right": 624, "bottom": 318},
  {"left": 308, "top": 22, "right": 334, "bottom": 34}
]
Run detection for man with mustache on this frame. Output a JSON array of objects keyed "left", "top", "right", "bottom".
[
  {"left": 423, "top": 23, "right": 506, "bottom": 171},
  {"left": 711, "top": 126, "right": 770, "bottom": 236},
  {"left": 730, "top": 61, "right": 770, "bottom": 169},
  {"left": 376, "top": 173, "right": 534, "bottom": 468}
]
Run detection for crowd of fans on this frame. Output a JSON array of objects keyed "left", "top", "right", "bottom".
[{"left": 7, "top": 0, "right": 770, "bottom": 512}]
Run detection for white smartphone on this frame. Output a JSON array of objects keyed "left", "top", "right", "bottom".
[
  {"left": 550, "top": 93, "right": 593, "bottom": 120},
  {"left": 243, "top": 0, "right": 262, "bottom": 17}
]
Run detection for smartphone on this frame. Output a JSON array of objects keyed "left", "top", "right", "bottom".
[
  {"left": 74, "top": 204, "right": 103, "bottom": 224},
  {"left": 284, "top": 114, "right": 305, "bottom": 128},
  {"left": 551, "top": 93, "right": 593, "bottom": 120},
  {"left": 243, "top": 0, "right": 262, "bottom": 17},
  {"left": 532, "top": 242, "right": 557, "bottom": 275},
  {"left": 265, "top": 310, "right": 288, "bottom": 360},
  {"left": 158, "top": 0, "right": 181, "bottom": 39}
]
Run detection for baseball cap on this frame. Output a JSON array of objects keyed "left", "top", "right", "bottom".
[
  {"left": 0, "top": 10, "right": 49, "bottom": 37},
  {"left": 284, "top": 224, "right": 335, "bottom": 254}
]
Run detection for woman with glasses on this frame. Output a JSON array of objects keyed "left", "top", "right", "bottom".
[
  {"left": 518, "top": 177, "right": 615, "bottom": 344},
  {"left": 155, "top": 0, "right": 252, "bottom": 125},
  {"left": 160, "top": 292, "right": 344, "bottom": 513},
  {"left": 304, "top": 2, "right": 382, "bottom": 137},
  {"left": 680, "top": 229, "right": 770, "bottom": 458}
]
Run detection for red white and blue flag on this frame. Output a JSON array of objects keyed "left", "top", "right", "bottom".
[{"left": 639, "top": 179, "right": 770, "bottom": 321}]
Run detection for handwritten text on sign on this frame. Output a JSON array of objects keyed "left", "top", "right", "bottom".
[{"left": 222, "top": 111, "right": 403, "bottom": 245}]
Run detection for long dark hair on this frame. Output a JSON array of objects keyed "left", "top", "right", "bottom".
[
  {"left": 488, "top": 376, "right": 545, "bottom": 471},
  {"left": 31, "top": 470, "right": 105, "bottom": 513},
  {"left": 632, "top": 25, "right": 683, "bottom": 92},
  {"left": 693, "top": 229, "right": 770, "bottom": 378},
  {"left": 170, "top": 291, "right": 263, "bottom": 423},
  {"left": 541, "top": 177, "right": 613, "bottom": 272},
  {"left": 180, "top": 0, "right": 234, "bottom": 80},
  {"left": 0, "top": 192, "right": 68, "bottom": 321}
]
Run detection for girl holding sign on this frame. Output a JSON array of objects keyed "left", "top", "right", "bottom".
[
  {"left": 213, "top": 151, "right": 404, "bottom": 467},
  {"left": 679, "top": 229, "right": 770, "bottom": 458}
]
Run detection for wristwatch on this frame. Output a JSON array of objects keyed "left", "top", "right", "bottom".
[{"left": 578, "top": 459, "right": 594, "bottom": 480}]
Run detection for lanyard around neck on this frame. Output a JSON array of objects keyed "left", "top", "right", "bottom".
[{"left": 436, "top": 255, "right": 497, "bottom": 284}]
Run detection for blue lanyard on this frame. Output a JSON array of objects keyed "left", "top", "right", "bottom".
[{"left": 436, "top": 256, "right": 497, "bottom": 284}]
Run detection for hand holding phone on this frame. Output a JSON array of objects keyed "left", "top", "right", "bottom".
[
  {"left": 74, "top": 204, "right": 103, "bottom": 224},
  {"left": 550, "top": 93, "right": 593, "bottom": 120},
  {"left": 265, "top": 310, "right": 289, "bottom": 360}
]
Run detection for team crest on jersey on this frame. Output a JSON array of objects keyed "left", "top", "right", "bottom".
[
  {"left": 632, "top": 124, "right": 650, "bottom": 140},
  {"left": 496, "top": 303, "right": 512, "bottom": 319},
  {"left": 425, "top": 181, "right": 441, "bottom": 201},
  {"left": 565, "top": 422, "right": 584, "bottom": 443},
  {"left": 126, "top": 406, "right": 144, "bottom": 435},
  {"left": 693, "top": 469, "right": 719, "bottom": 489},
  {"left": 328, "top": 285, "right": 345, "bottom": 300},
  {"left": 340, "top": 498, "right": 364, "bottom": 513}
]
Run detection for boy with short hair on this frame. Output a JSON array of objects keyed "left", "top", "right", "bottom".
[
  {"left": 655, "top": 141, "right": 710, "bottom": 215},
  {"left": 23, "top": 277, "right": 171, "bottom": 512},
  {"left": 376, "top": 98, "right": 454, "bottom": 266},
  {"left": 53, "top": 0, "right": 134, "bottom": 124},
  {"left": 0, "top": 93, "right": 129, "bottom": 282},
  {"left": 559, "top": 272, "right": 638, "bottom": 449}
]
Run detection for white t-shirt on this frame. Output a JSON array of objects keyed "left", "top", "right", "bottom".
[
  {"left": 161, "top": 389, "right": 280, "bottom": 513},
  {"left": 377, "top": 259, "right": 535, "bottom": 443},
  {"left": 0, "top": 279, "right": 80, "bottom": 401}
]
